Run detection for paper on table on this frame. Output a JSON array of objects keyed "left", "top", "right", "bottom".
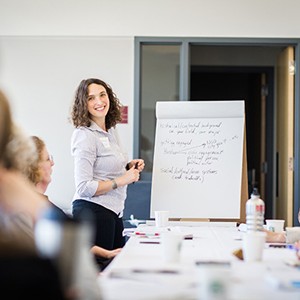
[{"left": 265, "top": 272, "right": 300, "bottom": 290}]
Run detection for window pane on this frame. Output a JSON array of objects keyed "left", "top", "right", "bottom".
[{"left": 140, "top": 44, "right": 180, "bottom": 175}]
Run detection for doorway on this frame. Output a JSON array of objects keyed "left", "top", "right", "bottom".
[{"left": 190, "top": 66, "right": 274, "bottom": 219}]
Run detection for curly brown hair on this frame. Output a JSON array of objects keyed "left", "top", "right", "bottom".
[{"left": 70, "top": 78, "right": 122, "bottom": 129}]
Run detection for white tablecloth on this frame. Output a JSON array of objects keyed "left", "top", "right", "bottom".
[{"left": 99, "top": 222, "right": 300, "bottom": 300}]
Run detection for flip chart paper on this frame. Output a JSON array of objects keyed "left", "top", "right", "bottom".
[{"left": 150, "top": 101, "right": 245, "bottom": 219}]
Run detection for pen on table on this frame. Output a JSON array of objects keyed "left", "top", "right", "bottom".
[
  {"left": 287, "top": 244, "right": 300, "bottom": 251},
  {"left": 269, "top": 244, "right": 288, "bottom": 248},
  {"left": 132, "top": 269, "right": 179, "bottom": 274},
  {"left": 140, "top": 241, "right": 160, "bottom": 244},
  {"left": 135, "top": 232, "right": 160, "bottom": 236}
]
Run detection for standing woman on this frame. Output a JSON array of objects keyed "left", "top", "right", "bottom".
[{"left": 70, "top": 78, "right": 144, "bottom": 256}]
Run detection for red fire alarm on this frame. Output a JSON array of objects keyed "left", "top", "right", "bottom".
[{"left": 120, "top": 106, "right": 128, "bottom": 124}]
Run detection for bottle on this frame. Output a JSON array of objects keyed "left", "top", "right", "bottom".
[{"left": 246, "top": 188, "right": 265, "bottom": 232}]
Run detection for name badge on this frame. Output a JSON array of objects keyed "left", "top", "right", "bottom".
[{"left": 100, "top": 137, "right": 110, "bottom": 148}]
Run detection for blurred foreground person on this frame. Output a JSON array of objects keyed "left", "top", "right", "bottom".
[
  {"left": 0, "top": 89, "right": 65, "bottom": 299},
  {"left": 0, "top": 89, "right": 50, "bottom": 253},
  {"left": 0, "top": 90, "right": 103, "bottom": 299}
]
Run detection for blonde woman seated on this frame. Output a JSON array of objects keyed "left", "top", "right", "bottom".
[{"left": 28, "top": 135, "right": 121, "bottom": 268}]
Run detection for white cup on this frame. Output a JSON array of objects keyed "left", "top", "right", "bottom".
[
  {"left": 155, "top": 210, "right": 169, "bottom": 227},
  {"left": 161, "top": 231, "right": 183, "bottom": 263},
  {"left": 265, "top": 219, "right": 285, "bottom": 232},
  {"left": 196, "top": 262, "right": 230, "bottom": 300},
  {"left": 285, "top": 227, "right": 300, "bottom": 243},
  {"left": 242, "top": 231, "right": 266, "bottom": 262}
]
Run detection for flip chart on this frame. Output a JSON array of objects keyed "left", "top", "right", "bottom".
[{"left": 150, "top": 101, "right": 245, "bottom": 219}]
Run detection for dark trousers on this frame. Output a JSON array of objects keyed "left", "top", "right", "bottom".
[{"left": 72, "top": 199, "right": 125, "bottom": 251}]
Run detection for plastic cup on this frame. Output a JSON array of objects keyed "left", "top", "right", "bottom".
[
  {"left": 154, "top": 210, "right": 169, "bottom": 227},
  {"left": 161, "top": 232, "right": 183, "bottom": 263},
  {"left": 196, "top": 262, "right": 230, "bottom": 300},
  {"left": 265, "top": 219, "right": 285, "bottom": 232},
  {"left": 242, "top": 231, "right": 266, "bottom": 262},
  {"left": 285, "top": 227, "right": 300, "bottom": 243}
]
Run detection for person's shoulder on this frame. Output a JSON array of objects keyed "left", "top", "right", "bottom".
[
  {"left": 109, "top": 126, "right": 117, "bottom": 133},
  {"left": 73, "top": 126, "right": 90, "bottom": 133},
  {"left": 72, "top": 126, "right": 93, "bottom": 138},
  {"left": 8, "top": 212, "right": 34, "bottom": 229},
  {"left": 71, "top": 126, "right": 100, "bottom": 150}
]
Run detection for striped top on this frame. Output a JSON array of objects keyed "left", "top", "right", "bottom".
[{"left": 71, "top": 121, "right": 128, "bottom": 216}]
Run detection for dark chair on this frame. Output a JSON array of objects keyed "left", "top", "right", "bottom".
[
  {"left": 0, "top": 255, "right": 65, "bottom": 299},
  {"left": 123, "top": 180, "right": 152, "bottom": 228}
]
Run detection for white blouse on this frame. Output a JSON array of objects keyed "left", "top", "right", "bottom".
[{"left": 71, "top": 121, "right": 128, "bottom": 216}]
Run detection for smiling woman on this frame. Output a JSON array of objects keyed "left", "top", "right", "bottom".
[{"left": 70, "top": 77, "right": 145, "bottom": 269}]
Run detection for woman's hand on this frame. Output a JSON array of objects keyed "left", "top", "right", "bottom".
[
  {"left": 294, "top": 241, "right": 300, "bottom": 260},
  {"left": 128, "top": 159, "right": 145, "bottom": 172},
  {"left": 95, "top": 159, "right": 145, "bottom": 195},
  {"left": 264, "top": 228, "right": 286, "bottom": 243},
  {"left": 124, "top": 164, "right": 140, "bottom": 184},
  {"left": 90, "top": 245, "right": 122, "bottom": 259},
  {"left": 106, "top": 248, "right": 122, "bottom": 259}
]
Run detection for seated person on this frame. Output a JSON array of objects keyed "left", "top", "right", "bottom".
[
  {"left": 28, "top": 135, "right": 121, "bottom": 269},
  {"left": 0, "top": 91, "right": 103, "bottom": 299},
  {"left": 265, "top": 229, "right": 286, "bottom": 243},
  {"left": 0, "top": 90, "right": 48, "bottom": 253},
  {"left": 265, "top": 213, "right": 300, "bottom": 244}
]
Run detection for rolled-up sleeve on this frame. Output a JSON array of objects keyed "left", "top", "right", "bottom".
[{"left": 71, "top": 129, "right": 98, "bottom": 198}]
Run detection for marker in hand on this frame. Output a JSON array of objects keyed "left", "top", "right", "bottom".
[{"left": 133, "top": 162, "right": 139, "bottom": 184}]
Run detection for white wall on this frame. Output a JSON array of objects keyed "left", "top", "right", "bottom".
[
  {"left": 0, "top": 37, "right": 134, "bottom": 210},
  {"left": 0, "top": 0, "right": 300, "bottom": 211},
  {"left": 1, "top": 0, "right": 300, "bottom": 37}
]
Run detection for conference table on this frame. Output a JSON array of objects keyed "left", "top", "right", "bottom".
[{"left": 98, "top": 221, "right": 300, "bottom": 300}]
